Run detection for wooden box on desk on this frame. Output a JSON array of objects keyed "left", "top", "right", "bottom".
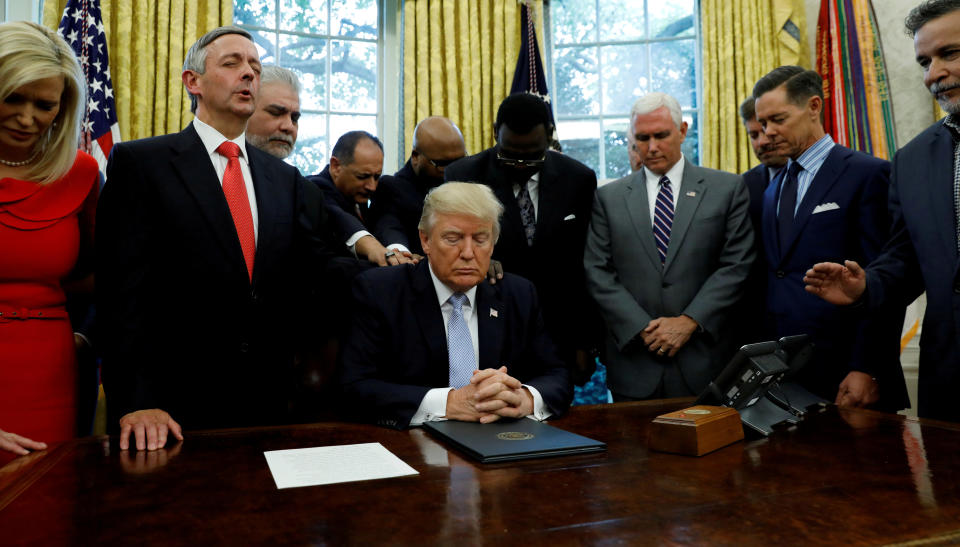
[{"left": 648, "top": 405, "right": 744, "bottom": 456}]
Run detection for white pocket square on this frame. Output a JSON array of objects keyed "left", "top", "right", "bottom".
[
  {"left": 563, "top": 214, "right": 576, "bottom": 221},
  {"left": 812, "top": 202, "right": 840, "bottom": 214}
]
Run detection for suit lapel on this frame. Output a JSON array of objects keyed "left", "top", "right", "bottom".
[
  {"left": 475, "top": 281, "right": 504, "bottom": 371},
  {"left": 247, "top": 145, "right": 275, "bottom": 286},
  {"left": 534, "top": 152, "right": 563, "bottom": 236},
  {"left": 624, "top": 172, "right": 663, "bottom": 270},
  {"left": 487, "top": 153, "right": 528, "bottom": 250},
  {"left": 663, "top": 160, "right": 705, "bottom": 273},
  {"left": 170, "top": 124, "right": 248, "bottom": 277},
  {"left": 412, "top": 261, "right": 449, "bottom": 371},
  {"left": 778, "top": 147, "right": 846, "bottom": 263},
  {"left": 925, "top": 125, "right": 960, "bottom": 265}
]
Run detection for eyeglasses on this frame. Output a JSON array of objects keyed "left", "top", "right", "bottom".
[
  {"left": 414, "top": 150, "right": 461, "bottom": 169},
  {"left": 495, "top": 149, "right": 546, "bottom": 169}
]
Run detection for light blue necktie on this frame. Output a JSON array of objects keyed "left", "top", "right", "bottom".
[{"left": 447, "top": 293, "right": 475, "bottom": 388}]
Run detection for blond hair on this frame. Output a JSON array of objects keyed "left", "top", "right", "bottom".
[
  {"left": 0, "top": 21, "right": 85, "bottom": 184},
  {"left": 418, "top": 182, "right": 504, "bottom": 242}
]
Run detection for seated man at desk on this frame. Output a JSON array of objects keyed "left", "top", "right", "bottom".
[{"left": 340, "top": 182, "right": 573, "bottom": 429}]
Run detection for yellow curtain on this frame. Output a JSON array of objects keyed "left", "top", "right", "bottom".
[
  {"left": 700, "top": 0, "right": 808, "bottom": 173},
  {"left": 935, "top": 99, "right": 947, "bottom": 121},
  {"left": 402, "top": 0, "right": 544, "bottom": 157},
  {"left": 44, "top": 0, "right": 231, "bottom": 141}
]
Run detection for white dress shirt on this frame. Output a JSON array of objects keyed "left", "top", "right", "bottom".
[
  {"left": 643, "top": 154, "right": 685, "bottom": 225},
  {"left": 409, "top": 265, "right": 551, "bottom": 425},
  {"left": 193, "top": 117, "right": 259, "bottom": 242}
]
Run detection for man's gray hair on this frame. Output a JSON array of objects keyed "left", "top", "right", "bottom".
[
  {"left": 630, "top": 92, "right": 683, "bottom": 128},
  {"left": 182, "top": 26, "right": 253, "bottom": 113},
  {"left": 261, "top": 64, "right": 301, "bottom": 95},
  {"left": 418, "top": 182, "right": 504, "bottom": 242}
]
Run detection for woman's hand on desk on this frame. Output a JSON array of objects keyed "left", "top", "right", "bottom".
[
  {"left": 0, "top": 428, "right": 47, "bottom": 456},
  {"left": 118, "top": 409, "right": 183, "bottom": 451}
]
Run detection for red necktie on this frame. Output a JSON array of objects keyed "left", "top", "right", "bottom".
[{"left": 216, "top": 141, "right": 256, "bottom": 281}]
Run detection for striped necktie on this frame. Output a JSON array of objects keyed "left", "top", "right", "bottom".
[
  {"left": 653, "top": 176, "right": 674, "bottom": 264},
  {"left": 447, "top": 293, "right": 475, "bottom": 388}
]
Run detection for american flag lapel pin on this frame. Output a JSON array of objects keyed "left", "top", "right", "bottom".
[{"left": 490, "top": 308, "right": 498, "bottom": 318}]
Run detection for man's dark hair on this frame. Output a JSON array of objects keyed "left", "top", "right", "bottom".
[
  {"left": 739, "top": 96, "right": 756, "bottom": 124},
  {"left": 494, "top": 92, "right": 555, "bottom": 135},
  {"left": 905, "top": 0, "right": 960, "bottom": 36},
  {"left": 331, "top": 131, "right": 383, "bottom": 165},
  {"left": 752, "top": 65, "right": 823, "bottom": 107}
]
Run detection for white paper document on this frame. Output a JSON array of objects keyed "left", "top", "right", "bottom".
[{"left": 264, "top": 442, "right": 418, "bottom": 489}]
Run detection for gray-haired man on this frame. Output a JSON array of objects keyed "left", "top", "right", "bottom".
[{"left": 246, "top": 65, "right": 301, "bottom": 159}]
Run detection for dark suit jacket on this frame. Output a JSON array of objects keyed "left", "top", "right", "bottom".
[
  {"left": 866, "top": 119, "right": 959, "bottom": 420},
  {"left": 371, "top": 159, "right": 435, "bottom": 255},
  {"left": 307, "top": 166, "right": 371, "bottom": 244},
  {"left": 739, "top": 164, "right": 779, "bottom": 345},
  {"left": 97, "top": 123, "right": 339, "bottom": 430},
  {"left": 339, "top": 260, "right": 573, "bottom": 429},
  {"left": 760, "top": 144, "right": 908, "bottom": 411},
  {"left": 443, "top": 149, "right": 600, "bottom": 374}
]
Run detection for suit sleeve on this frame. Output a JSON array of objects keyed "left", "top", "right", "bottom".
[
  {"left": 96, "top": 143, "right": 163, "bottom": 419},
  {"left": 583, "top": 188, "right": 654, "bottom": 350},
  {"left": 681, "top": 178, "right": 756, "bottom": 339},
  {"left": 370, "top": 177, "right": 410, "bottom": 248},
  {"left": 339, "top": 275, "right": 433, "bottom": 429},
  {"left": 519, "top": 286, "right": 575, "bottom": 416}
]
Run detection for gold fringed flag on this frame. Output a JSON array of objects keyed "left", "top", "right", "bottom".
[{"left": 816, "top": 0, "right": 896, "bottom": 159}]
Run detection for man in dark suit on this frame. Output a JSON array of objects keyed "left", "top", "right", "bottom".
[
  {"left": 738, "top": 95, "right": 788, "bottom": 344},
  {"left": 340, "top": 182, "right": 573, "bottom": 429},
  {"left": 753, "top": 66, "right": 908, "bottom": 411},
  {"left": 308, "top": 131, "right": 407, "bottom": 266},
  {"left": 373, "top": 116, "right": 466, "bottom": 257},
  {"left": 585, "top": 92, "right": 755, "bottom": 400},
  {"left": 444, "top": 93, "right": 599, "bottom": 384},
  {"left": 805, "top": 1, "right": 960, "bottom": 420},
  {"left": 98, "top": 27, "right": 340, "bottom": 451}
]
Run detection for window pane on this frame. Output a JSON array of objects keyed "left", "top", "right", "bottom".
[
  {"left": 329, "top": 114, "right": 377, "bottom": 146},
  {"left": 248, "top": 28, "right": 278, "bottom": 63},
  {"left": 280, "top": 34, "right": 327, "bottom": 110},
  {"left": 557, "top": 120, "right": 600, "bottom": 176},
  {"left": 650, "top": 39, "right": 696, "bottom": 109},
  {"left": 551, "top": 0, "right": 596, "bottom": 44},
  {"left": 332, "top": 0, "right": 378, "bottom": 40},
  {"left": 681, "top": 112, "right": 698, "bottom": 165},
  {"left": 554, "top": 46, "right": 599, "bottom": 116},
  {"left": 604, "top": 118, "right": 631, "bottom": 181},
  {"left": 235, "top": 0, "right": 276, "bottom": 29},
  {"left": 600, "top": 1, "right": 645, "bottom": 42},
  {"left": 280, "top": 0, "right": 328, "bottom": 35},
  {"left": 289, "top": 112, "right": 327, "bottom": 176},
  {"left": 330, "top": 41, "right": 377, "bottom": 113},
  {"left": 601, "top": 44, "right": 649, "bottom": 115},
  {"left": 650, "top": 0, "right": 696, "bottom": 38}
]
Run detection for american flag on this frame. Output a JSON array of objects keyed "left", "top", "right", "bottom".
[{"left": 57, "top": 0, "right": 121, "bottom": 174}]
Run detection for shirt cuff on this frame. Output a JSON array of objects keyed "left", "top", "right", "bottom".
[
  {"left": 388, "top": 243, "right": 411, "bottom": 254},
  {"left": 523, "top": 384, "right": 552, "bottom": 421},
  {"left": 410, "top": 387, "right": 453, "bottom": 426},
  {"left": 345, "top": 230, "right": 373, "bottom": 258}
]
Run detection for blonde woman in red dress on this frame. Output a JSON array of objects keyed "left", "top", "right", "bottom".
[{"left": 0, "top": 21, "right": 97, "bottom": 460}]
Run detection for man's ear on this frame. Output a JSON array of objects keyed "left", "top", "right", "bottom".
[
  {"left": 419, "top": 230, "right": 431, "bottom": 256},
  {"left": 329, "top": 156, "right": 342, "bottom": 178},
  {"left": 807, "top": 95, "right": 823, "bottom": 119},
  {"left": 182, "top": 70, "right": 200, "bottom": 96}
]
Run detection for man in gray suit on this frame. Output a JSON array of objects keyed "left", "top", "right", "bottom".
[{"left": 584, "top": 92, "right": 755, "bottom": 400}]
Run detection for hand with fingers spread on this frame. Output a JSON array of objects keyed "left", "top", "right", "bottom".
[
  {"left": 0, "top": 428, "right": 47, "bottom": 456},
  {"left": 118, "top": 409, "right": 183, "bottom": 451}
]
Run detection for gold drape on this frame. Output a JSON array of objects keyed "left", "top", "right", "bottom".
[
  {"left": 44, "top": 0, "right": 231, "bottom": 141},
  {"left": 402, "top": 0, "right": 544, "bottom": 157},
  {"left": 935, "top": 99, "right": 947, "bottom": 121},
  {"left": 700, "top": 0, "right": 808, "bottom": 173}
]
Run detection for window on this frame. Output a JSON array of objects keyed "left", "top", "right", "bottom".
[
  {"left": 548, "top": 0, "right": 700, "bottom": 180},
  {"left": 235, "top": 0, "right": 380, "bottom": 175}
]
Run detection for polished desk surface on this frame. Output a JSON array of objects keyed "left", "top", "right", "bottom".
[{"left": 3, "top": 400, "right": 960, "bottom": 546}]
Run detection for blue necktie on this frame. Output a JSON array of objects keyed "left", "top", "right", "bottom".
[
  {"left": 653, "top": 176, "right": 674, "bottom": 264},
  {"left": 778, "top": 161, "right": 803, "bottom": 251},
  {"left": 447, "top": 293, "right": 475, "bottom": 388}
]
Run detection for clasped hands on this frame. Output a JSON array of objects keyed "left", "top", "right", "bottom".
[
  {"left": 446, "top": 366, "right": 534, "bottom": 424},
  {"left": 640, "top": 315, "right": 698, "bottom": 357}
]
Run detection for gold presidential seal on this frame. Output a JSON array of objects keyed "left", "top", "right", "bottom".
[{"left": 497, "top": 432, "right": 534, "bottom": 441}]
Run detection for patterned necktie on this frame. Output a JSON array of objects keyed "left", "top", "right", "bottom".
[
  {"left": 447, "top": 293, "right": 475, "bottom": 389},
  {"left": 778, "top": 161, "right": 803, "bottom": 251},
  {"left": 517, "top": 181, "right": 536, "bottom": 246},
  {"left": 216, "top": 141, "right": 256, "bottom": 281},
  {"left": 653, "top": 176, "right": 674, "bottom": 264}
]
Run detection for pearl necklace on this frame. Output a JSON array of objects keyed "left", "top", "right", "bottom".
[{"left": 0, "top": 148, "right": 41, "bottom": 167}]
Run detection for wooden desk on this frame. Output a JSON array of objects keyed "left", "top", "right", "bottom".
[{"left": 3, "top": 400, "right": 960, "bottom": 545}]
